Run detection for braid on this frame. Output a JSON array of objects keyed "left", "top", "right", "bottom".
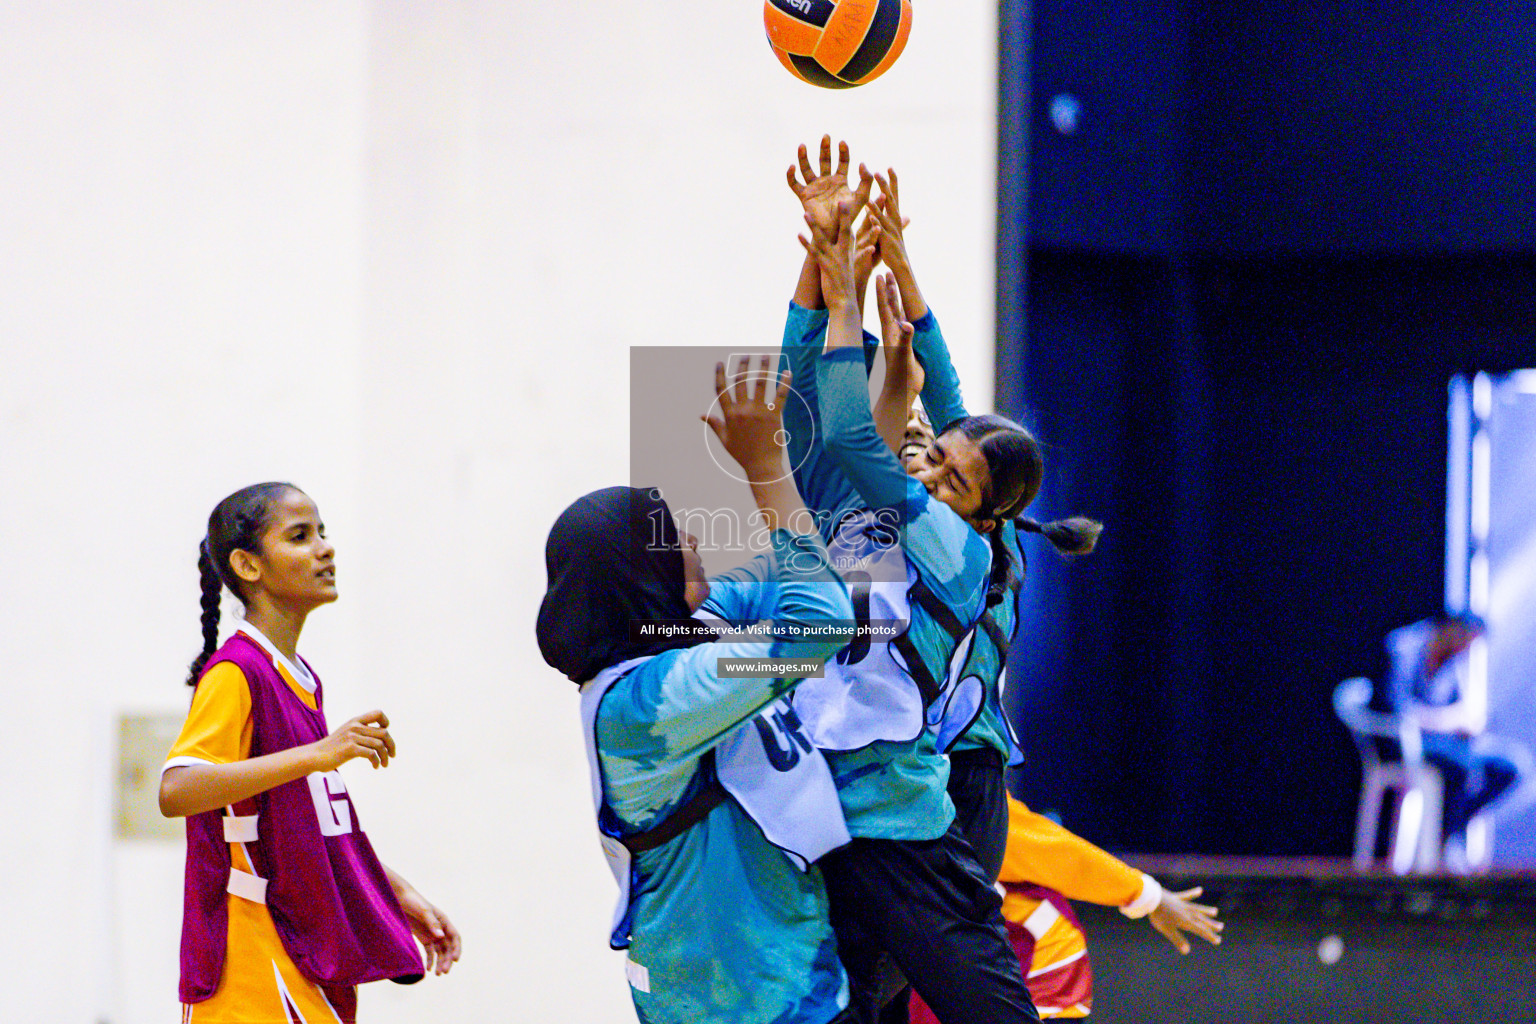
[
  {"left": 184, "top": 481, "right": 297, "bottom": 688},
  {"left": 1017, "top": 514, "right": 1103, "bottom": 557},
  {"left": 185, "top": 540, "right": 223, "bottom": 687},
  {"left": 985, "top": 527, "right": 1021, "bottom": 608}
]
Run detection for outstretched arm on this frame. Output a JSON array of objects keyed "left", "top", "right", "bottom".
[
  {"left": 1000, "top": 798, "right": 1223, "bottom": 955},
  {"left": 865, "top": 170, "right": 926, "bottom": 320},
  {"left": 799, "top": 198, "right": 869, "bottom": 358},
  {"left": 872, "top": 272, "right": 922, "bottom": 454},
  {"left": 802, "top": 200, "right": 936, "bottom": 521},
  {"left": 866, "top": 171, "right": 968, "bottom": 432},
  {"left": 782, "top": 137, "right": 883, "bottom": 537}
]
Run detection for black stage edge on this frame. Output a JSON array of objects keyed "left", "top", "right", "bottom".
[{"left": 1076, "top": 857, "right": 1536, "bottom": 1023}]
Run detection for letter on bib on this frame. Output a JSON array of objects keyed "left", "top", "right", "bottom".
[{"left": 306, "top": 770, "right": 355, "bottom": 836}]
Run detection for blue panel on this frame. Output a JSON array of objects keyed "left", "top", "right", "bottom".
[{"left": 1483, "top": 374, "right": 1536, "bottom": 865}]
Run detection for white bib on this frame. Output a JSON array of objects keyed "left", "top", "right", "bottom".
[
  {"left": 793, "top": 511, "right": 977, "bottom": 751},
  {"left": 581, "top": 652, "right": 849, "bottom": 949}
]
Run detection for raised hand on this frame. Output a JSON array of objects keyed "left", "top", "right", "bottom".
[
  {"left": 875, "top": 271, "right": 919, "bottom": 391},
  {"left": 853, "top": 211, "right": 882, "bottom": 310},
  {"left": 786, "top": 135, "right": 874, "bottom": 237},
  {"left": 799, "top": 198, "right": 871, "bottom": 315},
  {"left": 704, "top": 355, "right": 793, "bottom": 481},
  {"left": 872, "top": 271, "right": 922, "bottom": 453},
  {"left": 866, "top": 171, "right": 909, "bottom": 261},
  {"left": 865, "top": 169, "right": 928, "bottom": 320},
  {"left": 1147, "top": 886, "right": 1223, "bottom": 955},
  {"left": 314, "top": 710, "right": 396, "bottom": 770}
]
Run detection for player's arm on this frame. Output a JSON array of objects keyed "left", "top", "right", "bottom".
[
  {"left": 866, "top": 169, "right": 926, "bottom": 320},
  {"left": 872, "top": 272, "right": 922, "bottom": 454},
  {"left": 865, "top": 172, "right": 969, "bottom": 432},
  {"left": 704, "top": 354, "right": 812, "bottom": 534},
  {"left": 160, "top": 709, "right": 398, "bottom": 818},
  {"left": 383, "top": 863, "right": 462, "bottom": 976},
  {"left": 602, "top": 537, "right": 851, "bottom": 761},
  {"left": 804, "top": 200, "right": 921, "bottom": 518},
  {"left": 1001, "top": 797, "right": 1222, "bottom": 955}
]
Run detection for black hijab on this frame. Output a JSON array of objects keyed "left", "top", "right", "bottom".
[{"left": 537, "top": 486, "right": 716, "bottom": 684}]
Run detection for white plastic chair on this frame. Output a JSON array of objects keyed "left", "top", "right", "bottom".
[{"left": 1332, "top": 677, "right": 1444, "bottom": 874}]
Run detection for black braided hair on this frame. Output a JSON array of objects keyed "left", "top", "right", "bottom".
[
  {"left": 942, "top": 415, "right": 1105, "bottom": 604},
  {"left": 983, "top": 526, "right": 1019, "bottom": 608},
  {"left": 947, "top": 415, "right": 1044, "bottom": 607},
  {"left": 183, "top": 482, "right": 296, "bottom": 687},
  {"left": 185, "top": 540, "right": 224, "bottom": 686}
]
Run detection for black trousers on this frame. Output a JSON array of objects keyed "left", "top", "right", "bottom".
[
  {"left": 947, "top": 747, "right": 1009, "bottom": 883},
  {"left": 874, "top": 748, "right": 1013, "bottom": 1024},
  {"left": 820, "top": 826, "right": 1041, "bottom": 1024}
]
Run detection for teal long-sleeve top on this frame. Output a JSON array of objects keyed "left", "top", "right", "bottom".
[
  {"left": 779, "top": 303, "right": 993, "bottom": 839},
  {"left": 906, "top": 308, "right": 1018, "bottom": 762},
  {"left": 593, "top": 530, "right": 853, "bottom": 1024}
]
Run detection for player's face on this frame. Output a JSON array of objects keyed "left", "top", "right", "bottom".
[
  {"left": 681, "top": 531, "right": 710, "bottom": 612},
  {"left": 898, "top": 409, "right": 935, "bottom": 470},
  {"left": 906, "top": 429, "right": 992, "bottom": 525},
  {"left": 245, "top": 489, "right": 338, "bottom": 610}
]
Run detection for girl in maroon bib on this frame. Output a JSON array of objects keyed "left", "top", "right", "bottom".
[{"left": 162, "top": 483, "right": 461, "bottom": 1022}]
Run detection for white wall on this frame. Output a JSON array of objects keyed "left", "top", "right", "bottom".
[{"left": 0, "top": 3, "right": 997, "bottom": 1020}]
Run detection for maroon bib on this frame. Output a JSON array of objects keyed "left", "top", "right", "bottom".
[{"left": 178, "top": 632, "right": 423, "bottom": 1002}]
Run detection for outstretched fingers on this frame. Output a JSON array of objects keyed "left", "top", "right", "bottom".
[
  {"left": 871, "top": 173, "right": 904, "bottom": 228},
  {"left": 876, "top": 273, "right": 909, "bottom": 331},
  {"left": 851, "top": 163, "right": 874, "bottom": 215},
  {"left": 732, "top": 354, "right": 752, "bottom": 404},
  {"left": 704, "top": 361, "right": 730, "bottom": 440}
]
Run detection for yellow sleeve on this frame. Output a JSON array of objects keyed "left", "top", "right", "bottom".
[
  {"left": 164, "top": 662, "right": 254, "bottom": 768},
  {"left": 997, "top": 793, "right": 1143, "bottom": 906}
]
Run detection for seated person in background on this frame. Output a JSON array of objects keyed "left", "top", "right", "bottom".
[
  {"left": 1374, "top": 612, "right": 1525, "bottom": 863},
  {"left": 910, "top": 793, "right": 1220, "bottom": 1022}
]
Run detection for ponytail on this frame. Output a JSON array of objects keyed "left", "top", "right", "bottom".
[
  {"left": 1017, "top": 514, "right": 1103, "bottom": 557},
  {"left": 940, "top": 415, "right": 1102, "bottom": 595},
  {"left": 186, "top": 481, "right": 295, "bottom": 687},
  {"left": 982, "top": 515, "right": 1102, "bottom": 607},
  {"left": 186, "top": 540, "right": 222, "bottom": 686},
  {"left": 984, "top": 526, "right": 1021, "bottom": 608}
]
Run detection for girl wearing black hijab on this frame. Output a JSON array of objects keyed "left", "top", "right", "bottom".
[{"left": 539, "top": 358, "right": 857, "bottom": 1024}]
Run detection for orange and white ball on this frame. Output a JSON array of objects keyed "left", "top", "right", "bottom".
[{"left": 764, "top": 0, "right": 913, "bottom": 89}]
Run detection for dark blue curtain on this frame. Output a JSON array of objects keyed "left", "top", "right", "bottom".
[{"left": 997, "top": 0, "right": 1536, "bottom": 856}]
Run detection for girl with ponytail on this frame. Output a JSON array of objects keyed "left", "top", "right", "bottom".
[
  {"left": 860, "top": 171, "right": 1101, "bottom": 884},
  {"left": 783, "top": 138, "right": 1042, "bottom": 1024},
  {"left": 867, "top": 176, "right": 1220, "bottom": 1022},
  {"left": 162, "top": 483, "right": 459, "bottom": 1023}
]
